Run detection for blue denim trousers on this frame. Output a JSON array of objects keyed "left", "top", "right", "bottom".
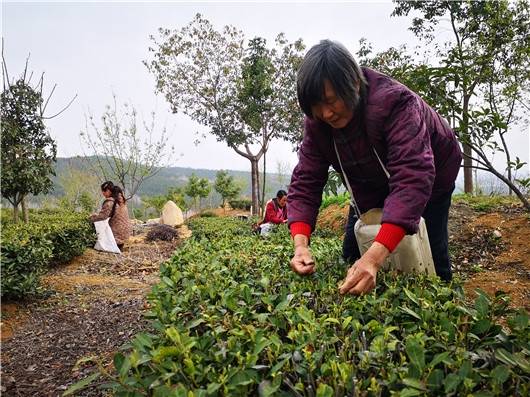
[{"left": 342, "top": 190, "right": 453, "bottom": 281}]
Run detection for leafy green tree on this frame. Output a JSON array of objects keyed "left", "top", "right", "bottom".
[
  {"left": 356, "top": 39, "right": 457, "bottom": 118},
  {"left": 166, "top": 186, "right": 188, "bottom": 212},
  {"left": 392, "top": 0, "right": 530, "bottom": 203},
  {"left": 142, "top": 195, "right": 167, "bottom": 214},
  {"left": 214, "top": 170, "right": 241, "bottom": 209},
  {"left": 1, "top": 55, "right": 74, "bottom": 222},
  {"left": 145, "top": 14, "right": 305, "bottom": 215},
  {"left": 141, "top": 187, "right": 188, "bottom": 220},
  {"left": 185, "top": 174, "right": 211, "bottom": 211}
]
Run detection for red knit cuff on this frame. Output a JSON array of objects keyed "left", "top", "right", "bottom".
[
  {"left": 374, "top": 223, "right": 406, "bottom": 253},
  {"left": 290, "top": 222, "right": 312, "bottom": 238}
]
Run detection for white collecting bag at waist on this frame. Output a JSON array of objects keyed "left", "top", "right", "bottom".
[
  {"left": 354, "top": 208, "right": 436, "bottom": 275},
  {"left": 93, "top": 218, "right": 121, "bottom": 254}
]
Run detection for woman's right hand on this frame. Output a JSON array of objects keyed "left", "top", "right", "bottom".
[{"left": 290, "top": 235, "right": 316, "bottom": 275}]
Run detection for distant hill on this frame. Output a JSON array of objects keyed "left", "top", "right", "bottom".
[{"left": 51, "top": 156, "right": 291, "bottom": 200}]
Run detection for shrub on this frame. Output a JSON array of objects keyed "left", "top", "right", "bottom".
[
  {"left": 320, "top": 192, "right": 350, "bottom": 210},
  {"left": 146, "top": 224, "right": 179, "bottom": 242},
  {"left": 228, "top": 199, "right": 252, "bottom": 210},
  {"left": 1, "top": 210, "right": 96, "bottom": 299},
  {"left": 73, "top": 217, "right": 529, "bottom": 396},
  {"left": 197, "top": 210, "right": 218, "bottom": 218}
]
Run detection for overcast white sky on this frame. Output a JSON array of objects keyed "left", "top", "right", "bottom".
[{"left": 3, "top": 1, "right": 529, "bottom": 181}]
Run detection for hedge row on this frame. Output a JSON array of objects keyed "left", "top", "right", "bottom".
[
  {"left": 228, "top": 199, "right": 252, "bottom": 210},
  {"left": 83, "top": 217, "right": 529, "bottom": 396},
  {"left": 1, "top": 210, "right": 96, "bottom": 299}
]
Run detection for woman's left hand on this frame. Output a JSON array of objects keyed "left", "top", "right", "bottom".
[
  {"left": 339, "top": 257, "right": 378, "bottom": 295},
  {"left": 338, "top": 241, "right": 389, "bottom": 295}
]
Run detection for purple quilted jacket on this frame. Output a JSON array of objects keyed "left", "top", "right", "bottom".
[{"left": 287, "top": 68, "right": 462, "bottom": 234}]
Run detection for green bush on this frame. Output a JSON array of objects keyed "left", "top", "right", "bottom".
[
  {"left": 1, "top": 210, "right": 96, "bottom": 299},
  {"left": 320, "top": 192, "right": 350, "bottom": 210},
  {"left": 197, "top": 210, "right": 218, "bottom": 218},
  {"left": 229, "top": 199, "right": 252, "bottom": 210},
  {"left": 77, "top": 217, "right": 529, "bottom": 396}
]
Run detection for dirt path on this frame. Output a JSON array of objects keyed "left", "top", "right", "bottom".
[{"left": 1, "top": 230, "right": 182, "bottom": 396}]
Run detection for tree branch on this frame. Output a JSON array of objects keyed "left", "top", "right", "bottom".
[{"left": 42, "top": 93, "right": 77, "bottom": 119}]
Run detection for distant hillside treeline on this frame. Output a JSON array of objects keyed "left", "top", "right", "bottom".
[{"left": 51, "top": 156, "right": 291, "bottom": 200}]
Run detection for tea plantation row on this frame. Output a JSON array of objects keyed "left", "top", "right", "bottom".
[
  {"left": 91, "top": 217, "right": 529, "bottom": 397},
  {"left": 1, "top": 210, "right": 96, "bottom": 298}
]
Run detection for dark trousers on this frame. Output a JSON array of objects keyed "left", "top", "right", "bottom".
[{"left": 342, "top": 191, "right": 453, "bottom": 281}]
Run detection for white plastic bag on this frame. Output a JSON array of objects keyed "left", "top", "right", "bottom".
[
  {"left": 354, "top": 208, "right": 436, "bottom": 275},
  {"left": 259, "top": 222, "right": 274, "bottom": 236},
  {"left": 93, "top": 218, "right": 121, "bottom": 254}
]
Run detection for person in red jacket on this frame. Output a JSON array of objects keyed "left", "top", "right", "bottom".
[{"left": 259, "top": 190, "right": 288, "bottom": 235}]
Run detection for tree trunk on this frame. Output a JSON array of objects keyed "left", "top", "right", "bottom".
[
  {"left": 260, "top": 153, "right": 267, "bottom": 217},
  {"left": 463, "top": 143, "right": 473, "bottom": 194},
  {"left": 21, "top": 196, "right": 29, "bottom": 223},
  {"left": 12, "top": 202, "right": 19, "bottom": 223},
  {"left": 500, "top": 131, "right": 513, "bottom": 196},
  {"left": 250, "top": 157, "right": 260, "bottom": 216},
  {"left": 462, "top": 96, "right": 473, "bottom": 194}
]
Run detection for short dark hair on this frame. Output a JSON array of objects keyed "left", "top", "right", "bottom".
[
  {"left": 297, "top": 40, "right": 367, "bottom": 118},
  {"left": 276, "top": 190, "right": 287, "bottom": 199}
]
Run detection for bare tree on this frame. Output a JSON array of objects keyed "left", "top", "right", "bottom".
[{"left": 80, "top": 94, "right": 176, "bottom": 212}]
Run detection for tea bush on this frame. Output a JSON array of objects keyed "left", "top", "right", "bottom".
[
  {"left": 228, "top": 199, "right": 252, "bottom": 211},
  {"left": 320, "top": 192, "right": 350, "bottom": 210},
  {"left": 1, "top": 210, "right": 96, "bottom": 298},
  {"left": 94, "top": 218, "right": 528, "bottom": 396}
]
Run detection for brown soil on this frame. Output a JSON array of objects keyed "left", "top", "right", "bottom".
[
  {"left": 317, "top": 203, "right": 349, "bottom": 235},
  {"left": 462, "top": 212, "right": 530, "bottom": 310},
  {"left": 0, "top": 226, "right": 185, "bottom": 397}
]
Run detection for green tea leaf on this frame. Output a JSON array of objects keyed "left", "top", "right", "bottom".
[
  {"left": 402, "top": 378, "right": 426, "bottom": 391},
  {"left": 429, "top": 351, "right": 450, "bottom": 368},
  {"left": 403, "top": 287, "right": 419, "bottom": 305},
  {"left": 162, "top": 276, "right": 175, "bottom": 288},
  {"left": 512, "top": 311, "right": 529, "bottom": 330},
  {"left": 426, "top": 368, "right": 444, "bottom": 388},
  {"left": 253, "top": 336, "right": 271, "bottom": 356},
  {"left": 187, "top": 318, "right": 206, "bottom": 329},
  {"left": 495, "top": 348, "right": 517, "bottom": 366},
  {"left": 316, "top": 383, "right": 334, "bottom": 397},
  {"left": 471, "top": 318, "right": 491, "bottom": 335},
  {"left": 399, "top": 388, "right": 423, "bottom": 397},
  {"left": 474, "top": 292, "right": 490, "bottom": 317},
  {"left": 297, "top": 307, "right": 314, "bottom": 323},
  {"left": 270, "top": 355, "right": 291, "bottom": 374},
  {"left": 207, "top": 382, "right": 222, "bottom": 394},
  {"left": 62, "top": 372, "right": 100, "bottom": 396},
  {"left": 400, "top": 306, "right": 422, "bottom": 321},
  {"left": 444, "top": 373, "right": 461, "bottom": 393},
  {"left": 491, "top": 365, "right": 510, "bottom": 384},
  {"left": 406, "top": 339, "right": 425, "bottom": 371},
  {"left": 229, "top": 369, "right": 257, "bottom": 387}
]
